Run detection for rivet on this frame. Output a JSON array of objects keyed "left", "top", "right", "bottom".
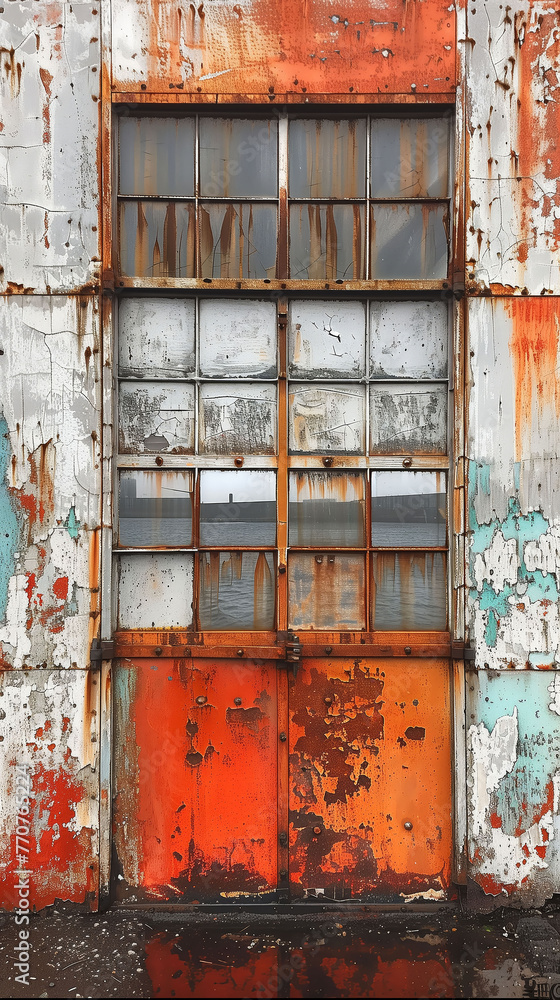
[
  {"left": 323, "top": 456, "right": 333, "bottom": 467},
  {"left": 324, "top": 646, "right": 332, "bottom": 655},
  {"left": 404, "top": 821, "right": 413, "bottom": 831},
  {"left": 234, "top": 697, "right": 242, "bottom": 705},
  {"left": 278, "top": 563, "right": 287, "bottom": 574},
  {"left": 234, "top": 456, "right": 244, "bottom": 467},
  {"left": 154, "top": 646, "right": 162, "bottom": 656},
  {"left": 402, "top": 457, "right": 412, "bottom": 468},
  {"left": 313, "top": 826, "right": 322, "bottom": 836},
  {"left": 404, "top": 646, "right": 412, "bottom": 655},
  {"left": 155, "top": 455, "right": 164, "bottom": 467},
  {"left": 315, "top": 556, "right": 323, "bottom": 564},
  {"left": 280, "top": 869, "right": 288, "bottom": 879},
  {"left": 324, "top": 695, "right": 332, "bottom": 704},
  {"left": 237, "top": 648, "right": 244, "bottom": 656},
  {"left": 196, "top": 695, "right": 207, "bottom": 705},
  {"left": 279, "top": 732, "right": 287, "bottom": 742}
]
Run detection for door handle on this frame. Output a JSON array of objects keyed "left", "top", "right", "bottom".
[{"left": 276, "top": 630, "right": 302, "bottom": 678}]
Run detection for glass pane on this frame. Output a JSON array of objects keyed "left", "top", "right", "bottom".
[
  {"left": 371, "top": 471, "right": 447, "bottom": 547},
  {"left": 119, "top": 382, "right": 195, "bottom": 454},
  {"left": 289, "top": 384, "right": 365, "bottom": 454},
  {"left": 118, "top": 298, "right": 195, "bottom": 378},
  {"left": 288, "top": 300, "right": 366, "bottom": 379},
  {"left": 199, "top": 299, "right": 277, "bottom": 379},
  {"left": 200, "top": 471, "right": 276, "bottom": 546},
  {"left": 371, "top": 552, "right": 447, "bottom": 630},
  {"left": 118, "top": 471, "right": 193, "bottom": 547},
  {"left": 289, "top": 119, "right": 366, "bottom": 198},
  {"left": 370, "top": 204, "right": 448, "bottom": 279},
  {"left": 290, "top": 203, "right": 365, "bottom": 280},
  {"left": 289, "top": 472, "right": 366, "bottom": 546},
  {"left": 119, "top": 201, "right": 195, "bottom": 278},
  {"left": 119, "top": 117, "right": 195, "bottom": 196},
  {"left": 199, "top": 203, "right": 277, "bottom": 279},
  {"left": 199, "top": 118, "right": 278, "bottom": 197},
  {"left": 116, "top": 552, "right": 194, "bottom": 628},
  {"left": 371, "top": 118, "right": 450, "bottom": 198},
  {"left": 288, "top": 553, "right": 365, "bottom": 630},
  {"left": 370, "top": 300, "right": 448, "bottom": 379},
  {"left": 370, "top": 383, "right": 447, "bottom": 455},
  {"left": 199, "top": 551, "right": 275, "bottom": 630},
  {"left": 199, "top": 383, "right": 276, "bottom": 455}
]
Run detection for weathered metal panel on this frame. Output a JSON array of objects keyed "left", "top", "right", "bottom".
[
  {"left": 0, "top": 2, "right": 101, "bottom": 293},
  {"left": 0, "top": 295, "right": 101, "bottom": 670},
  {"left": 0, "top": 668, "right": 100, "bottom": 909},
  {"left": 112, "top": 657, "right": 278, "bottom": 901},
  {"left": 289, "top": 657, "right": 453, "bottom": 900},
  {"left": 467, "top": 670, "right": 560, "bottom": 907},
  {"left": 467, "top": 297, "right": 560, "bottom": 670},
  {"left": 466, "top": 0, "right": 560, "bottom": 294},
  {"left": 111, "top": 0, "right": 456, "bottom": 97}
]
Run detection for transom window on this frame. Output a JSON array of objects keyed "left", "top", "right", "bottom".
[{"left": 117, "top": 113, "right": 451, "bottom": 282}]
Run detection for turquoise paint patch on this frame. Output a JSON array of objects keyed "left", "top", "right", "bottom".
[
  {"left": 500, "top": 497, "right": 549, "bottom": 546},
  {"left": 484, "top": 609, "right": 498, "bottom": 647},
  {"left": 478, "top": 463, "right": 491, "bottom": 496},
  {"left": 472, "top": 581, "right": 513, "bottom": 617},
  {"left": 0, "top": 417, "right": 20, "bottom": 624},
  {"left": 473, "top": 672, "right": 560, "bottom": 836},
  {"left": 528, "top": 651, "right": 556, "bottom": 667},
  {"left": 64, "top": 505, "right": 81, "bottom": 539},
  {"left": 525, "top": 571, "right": 559, "bottom": 603}
]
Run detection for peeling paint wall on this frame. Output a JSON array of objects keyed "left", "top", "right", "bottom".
[
  {"left": 466, "top": 1, "right": 560, "bottom": 905},
  {"left": 0, "top": 3, "right": 102, "bottom": 910}
]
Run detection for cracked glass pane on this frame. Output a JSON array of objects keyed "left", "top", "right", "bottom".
[
  {"left": 371, "top": 471, "right": 447, "bottom": 547},
  {"left": 370, "top": 300, "right": 448, "bottom": 379},
  {"left": 119, "top": 117, "right": 195, "bottom": 196},
  {"left": 371, "top": 552, "right": 447, "bottom": 630},
  {"left": 289, "top": 118, "right": 366, "bottom": 198},
  {"left": 289, "top": 471, "right": 366, "bottom": 546},
  {"left": 199, "top": 118, "right": 278, "bottom": 197},
  {"left": 199, "top": 299, "right": 277, "bottom": 379},
  {"left": 200, "top": 471, "right": 276, "bottom": 546},
  {"left": 288, "top": 553, "right": 366, "bottom": 630},
  {"left": 119, "top": 201, "right": 196, "bottom": 278},
  {"left": 199, "top": 383, "right": 277, "bottom": 455},
  {"left": 199, "top": 551, "right": 275, "bottom": 630},
  {"left": 118, "top": 298, "right": 196, "bottom": 378},
  {"left": 118, "top": 471, "right": 193, "bottom": 547},
  {"left": 288, "top": 300, "right": 366, "bottom": 378},
  {"left": 199, "top": 203, "right": 278, "bottom": 279},
  {"left": 289, "top": 203, "right": 365, "bottom": 279},
  {"left": 370, "top": 383, "right": 447, "bottom": 455},
  {"left": 119, "top": 382, "right": 195, "bottom": 454},
  {"left": 117, "top": 552, "right": 194, "bottom": 628},
  {"left": 289, "top": 384, "right": 365, "bottom": 454},
  {"left": 370, "top": 203, "right": 448, "bottom": 279},
  {"left": 371, "top": 118, "right": 450, "bottom": 198}
]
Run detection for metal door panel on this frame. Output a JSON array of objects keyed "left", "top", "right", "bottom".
[
  {"left": 288, "top": 657, "right": 453, "bottom": 901},
  {"left": 113, "top": 657, "right": 278, "bottom": 902}
]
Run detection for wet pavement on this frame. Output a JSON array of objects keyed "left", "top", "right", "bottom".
[{"left": 2, "top": 905, "right": 560, "bottom": 998}]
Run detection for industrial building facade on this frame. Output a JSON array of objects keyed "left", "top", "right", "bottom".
[{"left": 1, "top": 0, "right": 560, "bottom": 911}]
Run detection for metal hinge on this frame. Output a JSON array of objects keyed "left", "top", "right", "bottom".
[
  {"left": 90, "top": 639, "right": 115, "bottom": 662},
  {"left": 276, "top": 630, "right": 302, "bottom": 677}
]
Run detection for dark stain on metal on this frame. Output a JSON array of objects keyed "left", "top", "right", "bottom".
[{"left": 404, "top": 726, "right": 426, "bottom": 741}]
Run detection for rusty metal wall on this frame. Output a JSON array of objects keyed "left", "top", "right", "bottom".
[
  {"left": 0, "top": 4, "right": 102, "bottom": 910},
  {"left": 465, "top": 1, "right": 560, "bottom": 906}
]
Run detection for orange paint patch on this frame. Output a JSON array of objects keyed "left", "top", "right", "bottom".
[
  {"left": 52, "top": 576, "right": 69, "bottom": 600},
  {"left": 507, "top": 298, "right": 560, "bottom": 461}
]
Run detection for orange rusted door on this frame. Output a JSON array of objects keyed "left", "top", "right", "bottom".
[{"left": 288, "top": 655, "right": 453, "bottom": 902}]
